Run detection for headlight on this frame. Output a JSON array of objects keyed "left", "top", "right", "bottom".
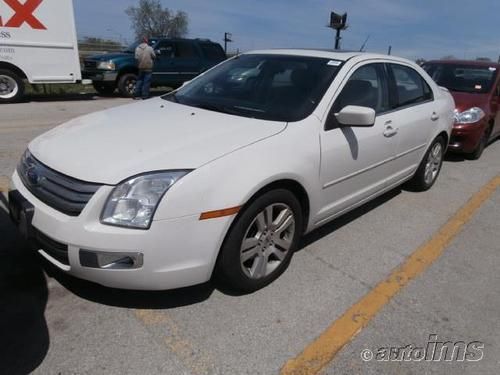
[
  {"left": 101, "top": 171, "right": 191, "bottom": 229},
  {"left": 454, "top": 107, "right": 485, "bottom": 124},
  {"left": 97, "top": 61, "right": 116, "bottom": 70}
]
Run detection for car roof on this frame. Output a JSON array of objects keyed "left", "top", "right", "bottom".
[
  {"left": 425, "top": 59, "right": 500, "bottom": 68},
  {"left": 243, "top": 48, "right": 410, "bottom": 63}
]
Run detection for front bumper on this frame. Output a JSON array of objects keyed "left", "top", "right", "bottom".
[
  {"left": 82, "top": 70, "right": 118, "bottom": 82},
  {"left": 448, "top": 121, "right": 488, "bottom": 153},
  {"left": 9, "top": 171, "right": 231, "bottom": 290}
]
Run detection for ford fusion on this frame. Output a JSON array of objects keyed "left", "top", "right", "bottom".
[{"left": 9, "top": 50, "right": 454, "bottom": 292}]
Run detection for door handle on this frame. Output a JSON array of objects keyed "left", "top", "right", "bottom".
[
  {"left": 431, "top": 112, "right": 440, "bottom": 121},
  {"left": 383, "top": 125, "right": 398, "bottom": 138}
]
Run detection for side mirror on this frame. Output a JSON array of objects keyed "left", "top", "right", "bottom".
[{"left": 335, "top": 105, "right": 376, "bottom": 127}]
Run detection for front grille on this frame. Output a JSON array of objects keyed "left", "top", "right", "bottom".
[
  {"left": 18, "top": 151, "right": 103, "bottom": 216},
  {"left": 83, "top": 60, "right": 97, "bottom": 69},
  {"left": 35, "top": 229, "right": 69, "bottom": 265}
]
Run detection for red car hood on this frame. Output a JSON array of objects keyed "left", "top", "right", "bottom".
[{"left": 450, "top": 91, "right": 490, "bottom": 112}]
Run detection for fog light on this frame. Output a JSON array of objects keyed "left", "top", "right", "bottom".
[{"left": 80, "top": 250, "right": 143, "bottom": 269}]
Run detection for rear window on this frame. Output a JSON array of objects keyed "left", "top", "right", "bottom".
[
  {"left": 390, "top": 64, "right": 433, "bottom": 107},
  {"left": 200, "top": 43, "right": 226, "bottom": 60}
]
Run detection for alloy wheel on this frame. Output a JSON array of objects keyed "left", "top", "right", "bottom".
[
  {"left": 424, "top": 142, "right": 443, "bottom": 185},
  {"left": 240, "top": 203, "right": 296, "bottom": 279}
]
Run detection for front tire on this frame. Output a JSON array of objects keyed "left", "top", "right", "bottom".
[
  {"left": 215, "top": 189, "right": 303, "bottom": 293},
  {"left": 117, "top": 73, "right": 137, "bottom": 97},
  {"left": 408, "top": 136, "right": 445, "bottom": 191},
  {"left": 467, "top": 125, "right": 492, "bottom": 160},
  {"left": 0, "top": 69, "right": 25, "bottom": 103}
]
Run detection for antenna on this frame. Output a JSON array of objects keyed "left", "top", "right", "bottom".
[{"left": 359, "top": 35, "right": 370, "bottom": 52}]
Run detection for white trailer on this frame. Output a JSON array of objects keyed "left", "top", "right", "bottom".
[{"left": 0, "top": 0, "right": 81, "bottom": 103}]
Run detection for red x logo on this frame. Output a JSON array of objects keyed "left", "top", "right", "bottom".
[{"left": 2, "top": 0, "right": 46, "bottom": 30}]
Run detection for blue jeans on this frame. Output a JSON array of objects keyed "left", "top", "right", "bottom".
[{"left": 134, "top": 70, "right": 152, "bottom": 98}]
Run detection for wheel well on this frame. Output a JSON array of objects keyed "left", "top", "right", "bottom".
[
  {"left": 244, "top": 179, "right": 310, "bottom": 233},
  {"left": 0, "top": 62, "right": 27, "bottom": 79},
  {"left": 437, "top": 131, "right": 449, "bottom": 149},
  {"left": 118, "top": 67, "right": 138, "bottom": 79}
]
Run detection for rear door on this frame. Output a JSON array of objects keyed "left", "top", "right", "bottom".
[
  {"left": 198, "top": 42, "right": 226, "bottom": 70},
  {"left": 387, "top": 63, "right": 437, "bottom": 179},
  {"left": 171, "top": 40, "right": 202, "bottom": 83}
]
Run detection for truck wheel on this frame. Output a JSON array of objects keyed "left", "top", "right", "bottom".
[
  {"left": 92, "top": 82, "right": 116, "bottom": 96},
  {"left": 0, "top": 69, "right": 25, "bottom": 103},
  {"left": 117, "top": 73, "right": 137, "bottom": 97}
]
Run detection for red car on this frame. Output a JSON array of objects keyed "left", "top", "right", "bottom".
[{"left": 423, "top": 60, "right": 500, "bottom": 159}]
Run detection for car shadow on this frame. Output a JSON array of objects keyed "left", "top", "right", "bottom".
[
  {"left": 2, "top": 186, "right": 403, "bottom": 309},
  {"left": 43, "top": 261, "right": 215, "bottom": 310},
  {"left": 0, "top": 194, "right": 49, "bottom": 375},
  {"left": 217, "top": 187, "right": 403, "bottom": 297},
  {"left": 298, "top": 187, "right": 402, "bottom": 250}
]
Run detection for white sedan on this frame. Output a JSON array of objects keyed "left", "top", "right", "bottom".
[{"left": 9, "top": 50, "right": 455, "bottom": 292}]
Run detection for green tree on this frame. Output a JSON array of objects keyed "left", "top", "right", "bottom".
[{"left": 126, "top": 0, "right": 188, "bottom": 40}]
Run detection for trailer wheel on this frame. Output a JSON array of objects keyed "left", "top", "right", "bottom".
[{"left": 0, "top": 69, "right": 25, "bottom": 103}]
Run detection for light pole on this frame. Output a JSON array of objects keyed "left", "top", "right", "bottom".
[
  {"left": 224, "top": 32, "right": 233, "bottom": 54},
  {"left": 328, "top": 12, "right": 348, "bottom": 50}
]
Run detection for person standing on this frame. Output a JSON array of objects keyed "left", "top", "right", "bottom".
[{"left": 134, "top": 37, "right": 156, "bottom": 99}]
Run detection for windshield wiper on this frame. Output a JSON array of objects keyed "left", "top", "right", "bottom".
[{"left": 193, "top": 102, "right": 242, "bottom": 116}]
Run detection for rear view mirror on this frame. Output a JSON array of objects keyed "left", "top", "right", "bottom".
[{"left": 335, "top": 105, "right": 376, "bottom": 127}]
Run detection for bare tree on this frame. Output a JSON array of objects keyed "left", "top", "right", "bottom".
[{"left": 126, "top": 0, "right": 188, "bottom": 40}]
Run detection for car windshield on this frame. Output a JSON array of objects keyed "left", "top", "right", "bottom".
[
  {"left": 162, "top": 54, "right": 343, "bottom": 122},
  {"left": 423, "top": 63, "right": 498, "bottom": 94}
]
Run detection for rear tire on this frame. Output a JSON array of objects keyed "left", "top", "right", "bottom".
[
  {"left": 215, "top": 189, "right": 303, "bottom": 293},
  {"left": 92, "top": 82, "right": 116, "bottom": 96},
  {"left": 0, "top": 69, "right": 25, "bottom": 103},
  {"left": 408, "top": 136, "right": 445, "bottom": 192},
  {"left": 117, "top": 73, "right": 137, "bottom": 97}
]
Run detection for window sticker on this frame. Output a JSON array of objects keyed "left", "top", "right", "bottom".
[
  {"left": 475, "top": 85, "right": 483, "bottom": 90},
  {"left": 327, "top": 60, "right": 342, "bottom": 66},
  {"left": 489, "top": 67, "right": 497, "bottom": 72}
]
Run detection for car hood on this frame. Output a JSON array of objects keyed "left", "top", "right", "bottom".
[
  {"left": 450, "top": 91, "right": 490, "bottom": 112},
  {"left": 29, "top": 99, "right": 287, "bottom": 185}
]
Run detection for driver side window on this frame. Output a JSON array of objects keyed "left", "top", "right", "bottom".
[
  {"left": 332, "top": 64, "right": 390, "bottom": 115},
  {"left": 156, "top": 41, "right": 175, "bottom": 58}
]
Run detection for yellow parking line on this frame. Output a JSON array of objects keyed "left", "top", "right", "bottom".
[{"left": 282, "top": 175, "right": 500, "bottom": 375}]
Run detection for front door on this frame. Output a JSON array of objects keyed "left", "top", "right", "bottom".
[
  {"left": 152, "top": 41, "right": 176, "bottom": 86},
  {"left": 318, "top": 63, "right": 398, "bottom": 224}
]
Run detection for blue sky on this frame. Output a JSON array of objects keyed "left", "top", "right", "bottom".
[{"left": 74, "top": 0, "right": 500, "bottom": 61}]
